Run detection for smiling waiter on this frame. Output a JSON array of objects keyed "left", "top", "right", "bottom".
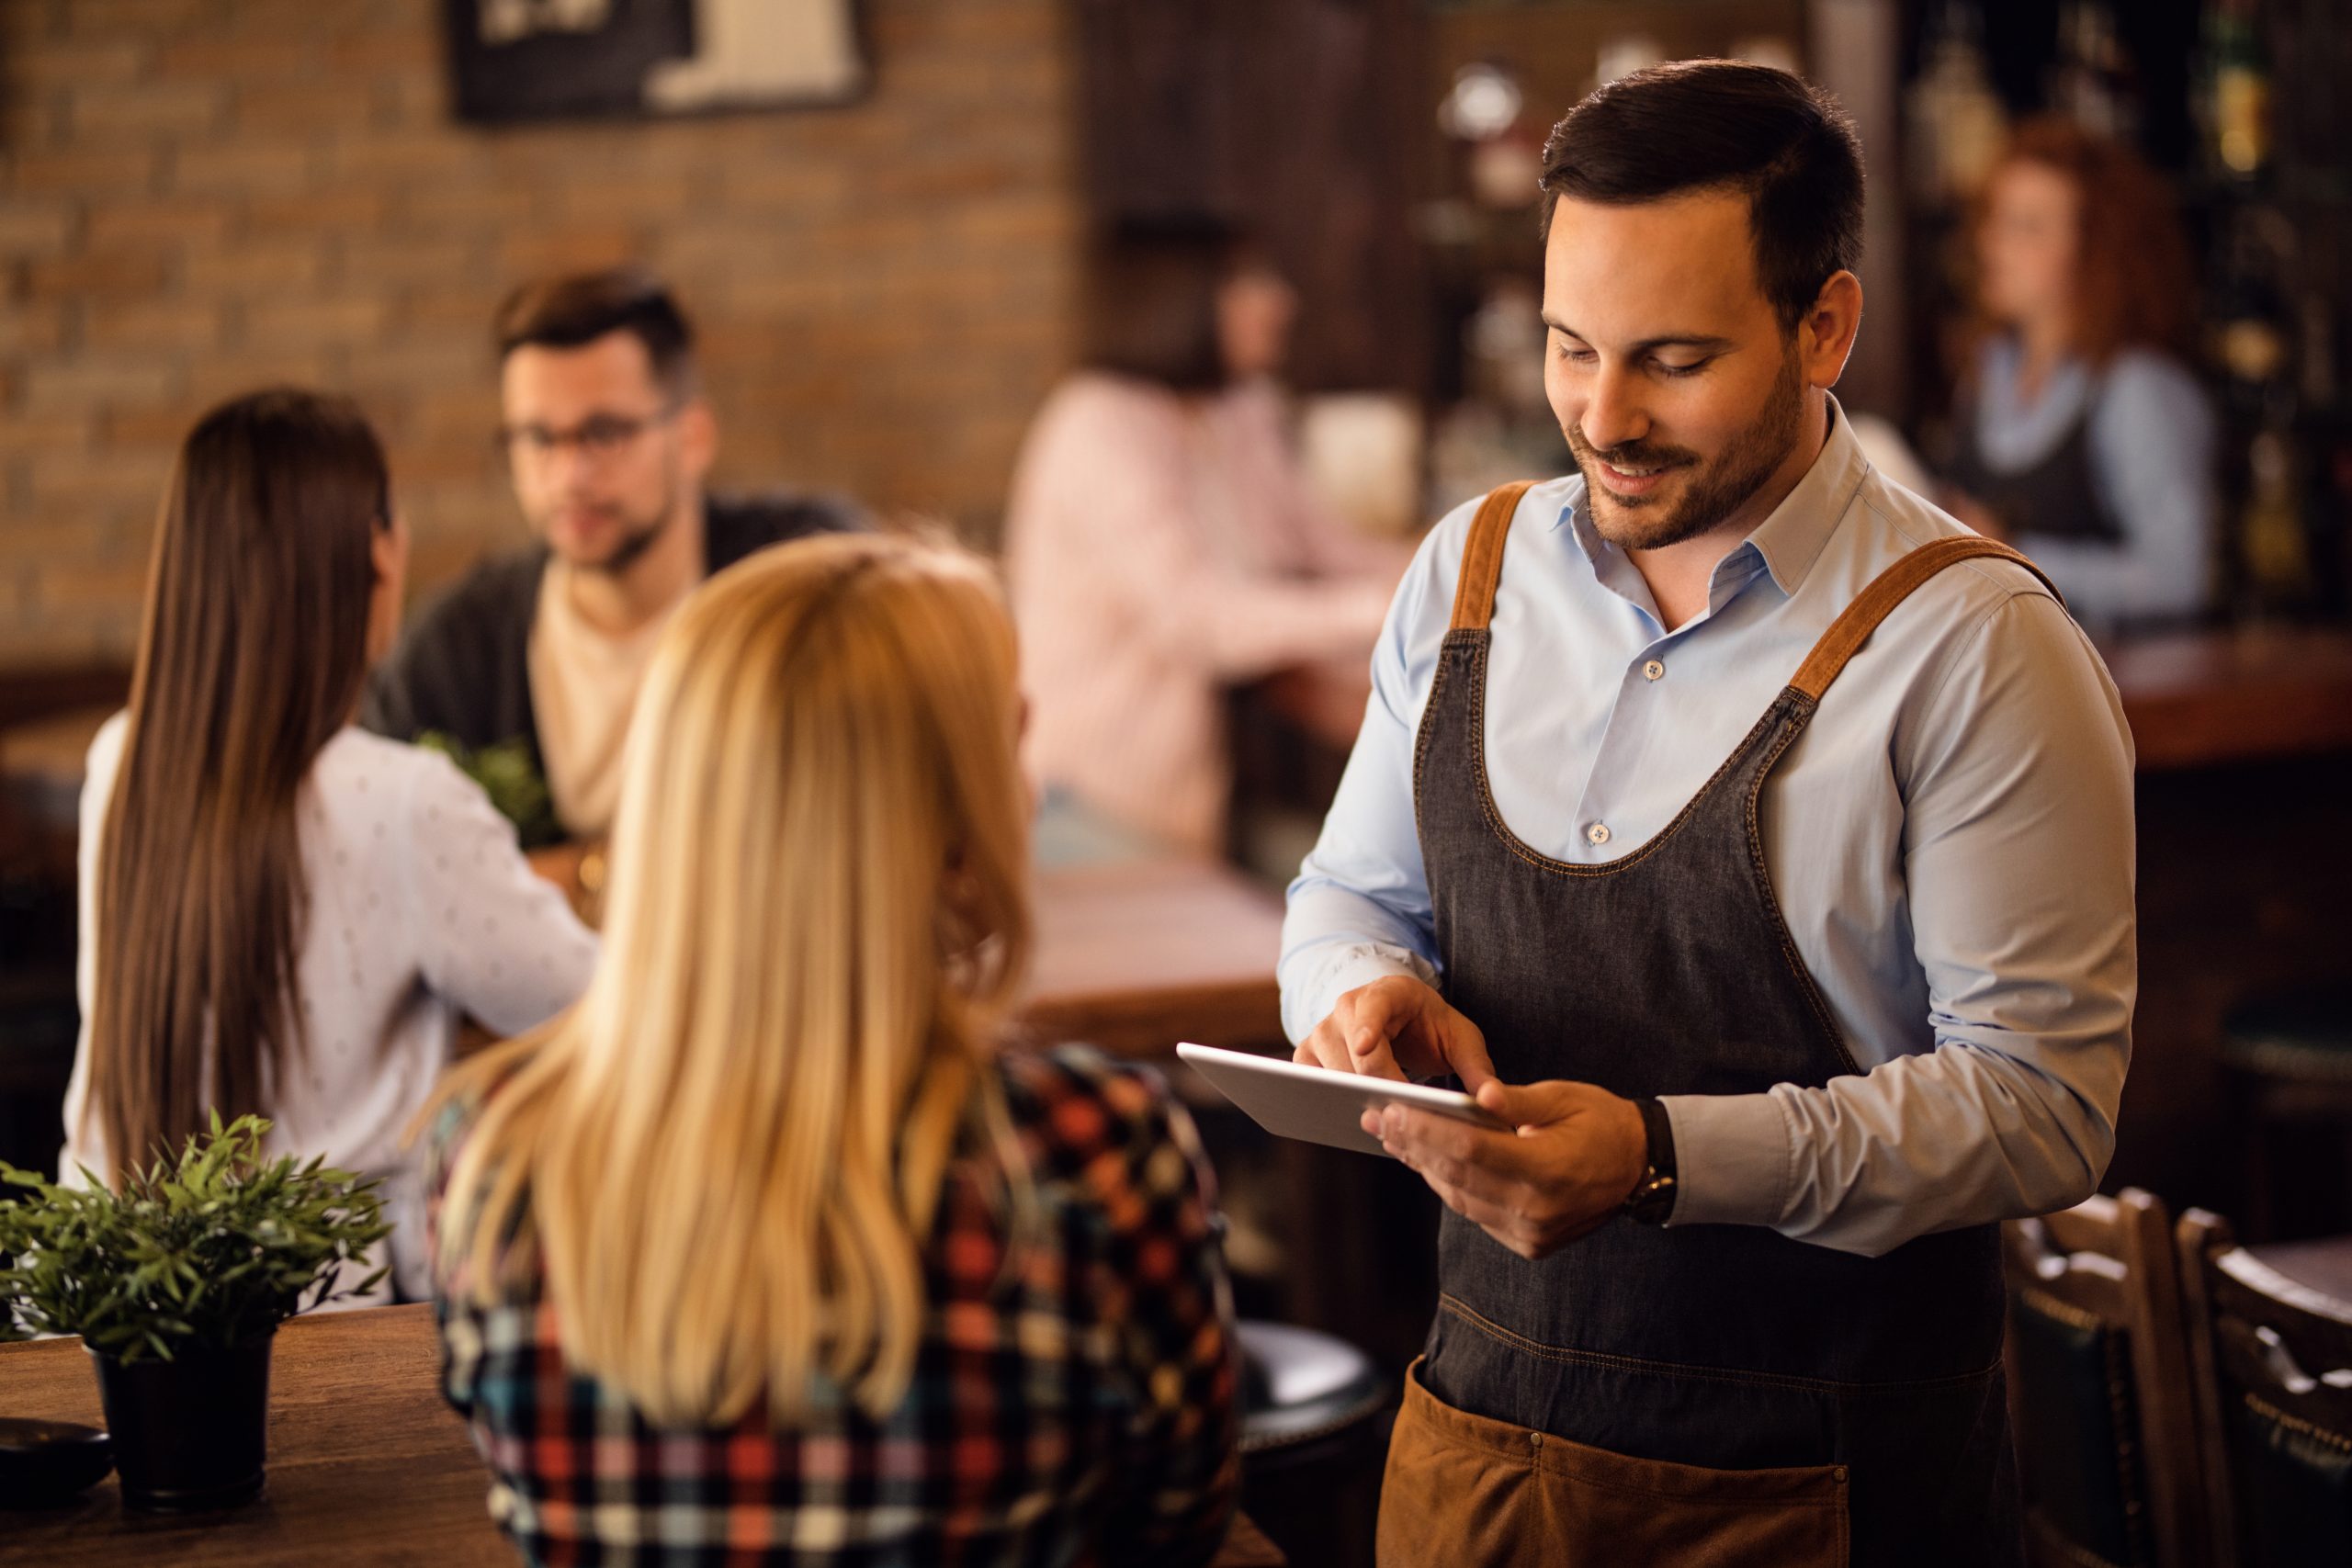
[{"left": 1283, "top": 62, "right": 2133, "bottom": 1567}]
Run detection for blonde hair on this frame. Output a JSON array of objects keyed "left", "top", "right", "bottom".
[{"left": 432, "top": 533, "right": 1033, "bottom": 1425}]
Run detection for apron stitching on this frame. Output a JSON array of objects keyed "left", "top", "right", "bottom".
[
  {"left": 1405, "top": 1372, "right": 1851, "bottom": 1502},
  {"left": 1527, "top": 1465, "right": 1850, "bottom": 1507},
  {"left": 1408, "top": 632, "right": 1464, "bottom": 827},
  {"left": 1739, "top": 696, "right": 1864, "bottom": 1079},
  {"left": 1451, "top": 632, "right": 1796, "bottom": 881},
  {"left": 1439, "top": 1294, "right": 2002, "bottom": 1397}
]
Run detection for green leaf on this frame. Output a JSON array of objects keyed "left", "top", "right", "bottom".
[{"left": 0, "top": 1112, "right": 388, "bottom": 1355}]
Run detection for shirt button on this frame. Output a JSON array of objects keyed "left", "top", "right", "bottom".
[
  {"left": 1586, "top": 822, "right": 1611, "bottom": 846},
  {"left": 1644, "top": 659, "right": 1666, "bottom": 682}
]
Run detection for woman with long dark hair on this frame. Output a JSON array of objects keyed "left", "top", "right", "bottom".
[{"left": 62, "top": 388, "right": 596, "bottom": 1301}]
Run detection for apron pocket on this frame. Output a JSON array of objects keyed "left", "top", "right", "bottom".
[{"left": 1378, "top": 1358, "right": 1850, "bottom": 1568}]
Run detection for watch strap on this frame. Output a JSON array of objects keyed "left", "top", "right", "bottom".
[{"left": 1623, "top": 1097, "right": 1679, "bottom": 1226}]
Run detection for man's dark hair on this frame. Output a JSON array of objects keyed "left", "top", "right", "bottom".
[
  {"left": 493, "top": 266, "right": 697, "bottom": 395},
  {"left": 1080, "top": 216, "right": 1247, "bottom": 393},
  {"left": 1539, "top": 60, "right": 1863, "bottom": 332}
]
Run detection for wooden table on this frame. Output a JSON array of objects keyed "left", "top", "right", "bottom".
[
  {"left": 0, "top": 1304, "right": 1284, "bottom": 1566},
  {"left": 1023, "top": 856, "right": 1289, "bottom": 1056},
  {"left": 1255, "top": 626, "right": 2352, "bottom": 774}
]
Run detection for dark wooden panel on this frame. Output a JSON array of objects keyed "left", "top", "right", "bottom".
[{"left": 1071, "top": 0, "right": 1430, "bottom": 394}]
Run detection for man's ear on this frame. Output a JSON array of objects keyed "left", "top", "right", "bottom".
[
  {"left": 1803, "top": 270, "right": 1864, "bottom": 390},
  {"left": 676, "top": 396, "right": 718, "bottom": 479}
]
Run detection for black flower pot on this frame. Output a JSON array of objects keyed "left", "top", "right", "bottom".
[{"left": 88, "top": 1327, "right": 274, "bottom": 1512}]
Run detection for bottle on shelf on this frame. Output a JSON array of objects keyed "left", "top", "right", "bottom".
[
  {"left": 2237, "top": 423, "right": 2317, "bottom": 617},
  {"left": 2050, "top": 0, "right": 2138, "bottom": 143},
  {"left": 1905, "top": 0, "right": 2007, "bottom": 209},
  {"left": 2201, "top": 0, "right": 2273, "bottom": 183},
  {"left": 2206, "top": 207, "right": 2295, "bottom": 423}
]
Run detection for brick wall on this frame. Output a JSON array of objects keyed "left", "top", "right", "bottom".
[{"left": 0, "top": 0, "right": 1081, "bottom": 664}]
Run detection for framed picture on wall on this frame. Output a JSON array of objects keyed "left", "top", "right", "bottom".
[{"left": 445, "top": 0, "right": 867, "bottom": 124}]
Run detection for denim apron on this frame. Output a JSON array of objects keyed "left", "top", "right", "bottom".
[{"left": 1378, "top": 482, "right": 2050, "bottom": 1567}]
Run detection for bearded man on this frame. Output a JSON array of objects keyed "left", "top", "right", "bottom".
[
  {"left": 1284, "top": 60, "right": 2133, "bottom": 1567},
  {"left": 367, "top": 268, "right": 858, "bottom": 841}
]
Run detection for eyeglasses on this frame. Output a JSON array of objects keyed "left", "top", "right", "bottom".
[{"left": 498, "top": 406, "right": 679, "bottom": 462}]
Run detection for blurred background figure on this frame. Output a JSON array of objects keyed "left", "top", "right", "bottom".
[
  {"left": 364, "top": 268, "right": 860, "bottom": 850},
  {"left": 427, "top": 534, "right": 1238, "bottom": 1565},
  {"left": 63, "top": 389, "right": 594, "bottom": 1303},
  {"left": 1005, "top": 219, "right": 1403, "bottom": 860},
  {"left": 1941, "top": 116, "right": 2217, "bottom": 628}
]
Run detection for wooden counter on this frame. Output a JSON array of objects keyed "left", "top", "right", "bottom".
[
  {"left": 2102, "top": 626, "right": 2352, "bottom": 771},
  {"left": 0, "top": 1303, "right": 1284, "bottom": 1566}
]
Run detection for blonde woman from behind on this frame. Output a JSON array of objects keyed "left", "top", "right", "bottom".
[{"left": 424, "top": 533, "right": 1240, "bottom": 1566}]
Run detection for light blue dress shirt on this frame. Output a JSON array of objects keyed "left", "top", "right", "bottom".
[
  {"left": 1968, "top": 335, "right": 2218, "bottom": 629},
  {"left": 1281, "top": 401, "right": 2137, "bottom": 1257}
]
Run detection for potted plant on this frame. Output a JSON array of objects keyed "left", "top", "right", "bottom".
[{"left": 0, "top": 1112, "right": 389, "bottom": 1511}]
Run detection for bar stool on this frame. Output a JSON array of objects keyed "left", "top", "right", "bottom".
[
  {"left": 1236, "top": 1320, "right": 1389, "bottom": 1568},
  {"left": 2221, "top": 983, "right": 2352, "bottom": 1237}
]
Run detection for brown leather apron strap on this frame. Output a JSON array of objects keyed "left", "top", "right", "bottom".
[
  {"left": 1448, "top": 480, "right": 1538, "bottom": 633},
  {"left": 1789, "top": 536, "right": 2060, "bottom": 702},
  {"left": 1446, "top": 484, "right": 2058, "bottom": 700}
]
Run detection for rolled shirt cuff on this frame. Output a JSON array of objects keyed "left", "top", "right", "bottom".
[
  {"left": 1655, "top": 1091, "right": 1796, "bottom": 1230},
  {"left": 1280, "top": 942, "right": 1441, "bottom": 1046}
]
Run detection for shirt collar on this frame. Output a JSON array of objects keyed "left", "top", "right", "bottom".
[{"left": 1552, "top": 394, "right": 1870, "bottom": 605}]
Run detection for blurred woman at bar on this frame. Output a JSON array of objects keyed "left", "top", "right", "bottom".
[
  {"left": 1006, "top": 218, "right": 1399, "bottom": 856},
  {"left": 425, "top": 535, "right": 1238, "bottom": 1565},
  {"left": 1944, "top": 116, "right": 2217, "bottom": 627},
  {"left": 62, "top": 388, "right": 596, "bottom": 1301}
]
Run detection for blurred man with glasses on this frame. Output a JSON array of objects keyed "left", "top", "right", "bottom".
[{"left": 367, "top": 268, "right": 859, "bottom": 849}]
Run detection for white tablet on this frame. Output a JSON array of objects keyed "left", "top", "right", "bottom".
[{"left": 1175, "top": 1042, "right": 1507, "bottom": 1157}]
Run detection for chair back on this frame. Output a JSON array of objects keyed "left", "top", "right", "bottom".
[
  {"left": 2177, "top": 1210, "right": 2352, "bottom": 1568},
  {"left": 2004, "top": 1189, "right": 2205, "bottom": 1567}
]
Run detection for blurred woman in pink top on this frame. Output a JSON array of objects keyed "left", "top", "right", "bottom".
[{"left": 1006, "top": 220, "right": 1399, "bottom": 856}]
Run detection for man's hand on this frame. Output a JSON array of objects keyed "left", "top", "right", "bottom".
[
  {"left": 1363, "top": 1080, "right": 1648, "bottom": 1260},
  {"left": 1295, "top": 976, "right": 1496, "bottom": 1088}
]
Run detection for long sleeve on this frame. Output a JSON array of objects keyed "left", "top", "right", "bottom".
[
  {"left": 1017, "top": 380, "right": 1393, "bottom": 682},
  {"left": 2015, "top": 351, "right": 2218, "bottom": 626},
  {"left": 397, "top": 750, "right": 597, "bottom": 1039},
  {"left": 59, "top": 712, "right": 130, "bottom": 1184},
  {"left": 1664, "top": 592, "right": 2135, "bottom": 1256},
  {"left": 1277, "top": 513, "right": 1464, "bottom": 1043}
]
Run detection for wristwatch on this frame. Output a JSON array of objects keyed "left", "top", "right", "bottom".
[{"left": 1621, "top": 1097, "right": 1679, "bottom": 1226}]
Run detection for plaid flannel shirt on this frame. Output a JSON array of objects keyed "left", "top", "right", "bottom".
[{"left": 427, "top": 1044, "right": 1240, "bottom": 1567}]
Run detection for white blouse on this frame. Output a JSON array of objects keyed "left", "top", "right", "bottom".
[{"left": 62, "top": 716, "right": 598, "bottom": 1302}]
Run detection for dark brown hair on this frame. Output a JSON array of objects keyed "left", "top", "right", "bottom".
[
  {"left": 1080, "top": 217, "right": 1246, "bottom": 393},
  {"left": 84, "top": 389, "right": 390, "bottom": 1174},
  {"left": 1975, "top": 116, "right": 2197, "bottom": 366},
  {"left": 1539, "top": 59, "right": 1864, "bottom": 333},
  {"left": 494, "top": 266, "right": 697, "bottom": 395}
]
